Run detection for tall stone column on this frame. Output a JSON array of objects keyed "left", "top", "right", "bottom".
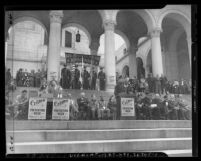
[
  {"left": 150, "top": 28, "right": 164, "bottom": 77},
  {"left": 47, "top": 10, "right": 63, "bottom": 82},
  {"left": 103, "top": 20, "right": 116, "bottom": 92},
  {"left": 128, "top": 44, "right": 137, "bottom": 78},
  {"left": 186, "top": 35, "right": 191, "bottom": 68}
]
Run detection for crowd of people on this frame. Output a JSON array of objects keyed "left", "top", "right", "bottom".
[
  {"left": 15, "top": 68, "right": 47, "bottom": 88},
  {"left": 5, "top": 65, "right": 191, "bottom": 121},
  {"left": 5, "top": 76, "right": 191, "bottom": 121},
  {"left": 115, "top": 73, "right": 191, "bottom": 95},
  {"left": 60, "top": 64, "right": 106, "bottom": 91}
]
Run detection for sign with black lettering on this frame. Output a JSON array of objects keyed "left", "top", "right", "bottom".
[
  {"left": 28, "top": 97, "right": 47, "bottom": 119},
  {"left": 121, "top": 97, "right": 135, "bottom": 116},
  {"left": 52, "top": 99, "right": 69, "bottom": 120}
]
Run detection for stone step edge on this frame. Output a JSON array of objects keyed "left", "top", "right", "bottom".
[
  {"left": 6, "top": 128, "right": 192, "bottom": 133},
  {"left": 8, "top": 137, "right": 192, "bottom": 146}
]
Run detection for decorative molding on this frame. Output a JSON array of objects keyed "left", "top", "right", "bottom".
[
  {"left": 149, "top": 27, "right": 162, "bottom": 38},
  {"left": 49, "top": 11, "right": 63, "bottom": 24},
  {"left": 103, "top": 20, "right": 116, "bottom": 31}
]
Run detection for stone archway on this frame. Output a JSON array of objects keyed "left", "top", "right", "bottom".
[
  {"left": 6, "top": 20, "right": 47, "bottom": 77},
  {"left": 160, "top": 12, "right": 191, "bottom": 81}
]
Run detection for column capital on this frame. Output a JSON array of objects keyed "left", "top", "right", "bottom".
[
  {"left": 49, "top": 10, "right": 63, "bottom": 24},
  {"left": 103, "top": 20, "right": 116, "bottom": 31},
  {"left": 149, "top": 27, "right": 162, "bottom": 38}
]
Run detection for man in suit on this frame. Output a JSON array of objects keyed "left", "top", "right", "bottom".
[
  {"left": 74, "top": 65, "right": 80, "bottom": 89},
  {"left": 61, "top": 64, "right": 67, "bottom": 89},
  {"left": 91, "top": 67, "right": 97, "bottom": 90},
  {"left": 98, "top": 67, "right": 106, "bottom": 91},
  {"left": 160, "top": 74, "right": 168, "bottom": 95},
  {"left": 66, "top": 66, "right": 71, "bottom": 89},
  {"left": 77, "top": 92, "right": 89, "bottom": 120},
  {"left": 82, "top": 66, "right": 90, "bottom": 90}
]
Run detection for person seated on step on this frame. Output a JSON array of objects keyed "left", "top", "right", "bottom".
[
  {"left": 167, "top": 94, "right": 179, "bottom": 120},
  {"left": 135, "top": 93, "right": 145, "bottom": 120},
  {"left": 107, "top": 95, "right": 117, "bottom": 120},
  {"left": 151, "top": 94, "right": 162, "bottom": 120},
  {"left": 175, "top": 94, "right": 191, "bottom": 120},
  {"left": 141, "top": 92, "right": 153, "bottom": 120},
  {"left": 160, "top": 95, "right": 170, "bottom": 120},
  {"left": 77, "top": 92, "right": 89, "bottom": 120},
  {"left": 89, "top": 94, "right": 99, "bottom": 120},
  {"left": 97, "top": 96, "right": 110, "bottom": 120},
  {"left": 68, "top": 93, "right": 79, "bottom": 120},
  {"left": 12, "top": 89, "right": 29, "bottom": 120},
  {"left": 39, "top": 78, "right": 48, "bottom": 96},
  {"left": 47, "top": 80, "right": 61, "bottom": 98}
]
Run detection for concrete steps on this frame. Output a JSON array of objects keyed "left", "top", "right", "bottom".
[
  {"left": 6, "top": 120, "right": 192, "bottom": 156},
  {"left": 7, "top": 128, "right": 192, "bottom": 142},
  {"left": 6, "top": 120, "right": 192, "bottom": 130},
  {"left": 7, "top": 138, "right": 192, "bottom": 154}
]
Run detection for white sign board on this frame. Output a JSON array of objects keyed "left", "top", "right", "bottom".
[
  {"left": 121, "top": 97, "right": 135, "bottom": 117},
  {"left": 52, "top": 99, "right": 69, "bottom": 120},
  {"left": 28, "top": 97, "right": 47, "bottom": 119}
]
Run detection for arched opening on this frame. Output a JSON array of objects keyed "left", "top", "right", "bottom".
[
  {"left": 161, "top": 13, "right": 191, "bottom": 81},
  {"left": 6, "top": 20, "right": 46, "bottom": 78}
]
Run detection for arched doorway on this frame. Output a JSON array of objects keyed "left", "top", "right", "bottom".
[
  {"left": 6, "top": 20, "right": 46, "bottom": 77},
  {"left": 160, "top": 12, "right": 191, "bottom": 81}
]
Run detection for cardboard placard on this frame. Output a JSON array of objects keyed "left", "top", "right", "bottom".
[
  {"left": 52, "top": 99, "right": 69, "bottom": 120},
  {"left": 28, "top": 97, "right": 47, "bottom": 119},
  {"left": 121, "top": 97, "right": 135, "bottom": 117}
]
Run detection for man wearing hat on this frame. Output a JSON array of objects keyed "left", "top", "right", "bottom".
[
  {"left": 82, "top": 66, "right": 90, "bottom": 90},
  {"left": 98, "top": 67, "right": 106, "bottom": 91},
  {"left": 61, "top": 64, "right": 68, "bottom": 89},
  {"left": 151, "top": 94, "right": 162, "bottom": 120},
  {"left": 77, "top": 92, "right": 89, "bottom": 120},
  {"left": 91, "top": 67, "right": 97, "bottom": 90},
  {"left": 74, "top": 64, "right": 80, "bottom": 89}
]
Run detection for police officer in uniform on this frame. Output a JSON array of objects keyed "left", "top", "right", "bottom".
[
  {"left": 66, "top": 66, "right": 71, "bottom": 89},
  {"left": 98, "top": 67, "right": 106, "bottom": 91},
  {"left": 82, "top": 66, "right": 90, "bottom": 90},
  {"left": 61, "top": 64, "right": 67, "bottom": 89},
  {"left": 74, "top": 65, "right": 80, "bottom": 89},
  {"left": 91, "top": 67, "right": 97, "bottom": 90}
]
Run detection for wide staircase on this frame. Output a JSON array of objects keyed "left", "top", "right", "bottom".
[
  {"left": 6, "top": 120, "right": 192, "bottom": 156},
  {"left": 6, "top": 87, "right": 192, "bottom": 156}
]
